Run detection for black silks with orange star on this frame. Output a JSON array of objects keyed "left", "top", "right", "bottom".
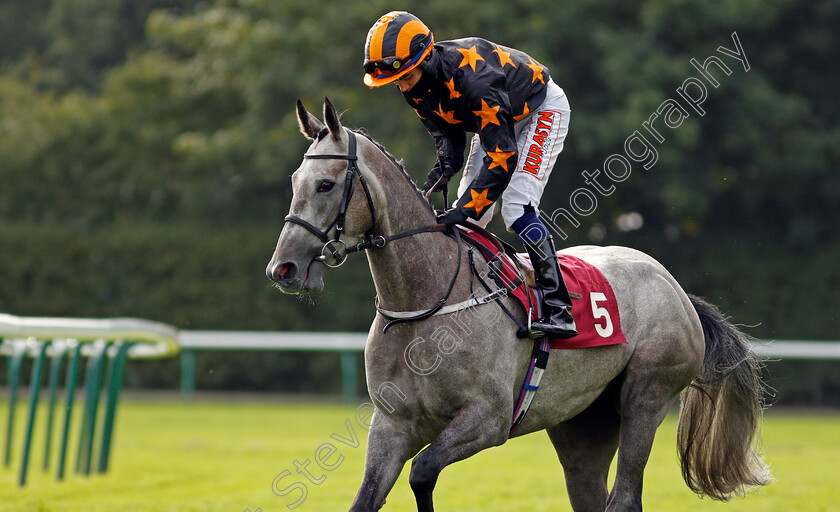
[{"left": 402, "top": 37, "right": 551, "bottom": 221}]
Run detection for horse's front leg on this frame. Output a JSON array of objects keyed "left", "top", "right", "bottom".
[
  {"left": 409, "top": 400, "right": 510, "bottom": 512},
  {"left": 349, "top": 411, "right": 418, "bottom": 512}
]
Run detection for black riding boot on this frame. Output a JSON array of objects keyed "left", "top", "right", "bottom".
[{"left": 524, "top": 236, "right": 578, "bottom": 339}]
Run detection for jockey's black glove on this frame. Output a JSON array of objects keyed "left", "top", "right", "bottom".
[
  {"left": 422, "top": 162, "right": 456, "bottom": 193},
  {"left": 436, "top": 208, "right": 468, "bottom": 226}
]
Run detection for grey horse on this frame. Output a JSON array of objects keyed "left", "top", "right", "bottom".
[{"left": 266, "top": 98, "right": 771, "bottom": 512}]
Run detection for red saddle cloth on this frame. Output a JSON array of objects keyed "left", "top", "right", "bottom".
[{"left": 458, "top": 227, "right": 627, "bottom": 350}]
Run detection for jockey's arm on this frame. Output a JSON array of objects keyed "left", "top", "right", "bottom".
[{"left": 421, "top": 118, "right": 466, "bottom": 178}]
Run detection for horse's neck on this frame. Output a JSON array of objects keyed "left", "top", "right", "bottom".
[{"left": 365, "top": 170, "right": 461, "bottom": 312}]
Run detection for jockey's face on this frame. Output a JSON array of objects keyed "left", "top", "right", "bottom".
[{"left": 396, "top": 67, "right": 423, "bottom": 93}]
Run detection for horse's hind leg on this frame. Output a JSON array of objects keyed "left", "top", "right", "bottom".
[
  {"left": 547, "top": 388, "right": 621, "bottom": 512},
  {"left": 409, "top": 400, "right": 509, "bottom": 512},
  {"left": 607, "top": 369, "right": 688, "bottom": 511}
]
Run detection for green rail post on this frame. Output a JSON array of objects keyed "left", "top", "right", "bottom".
[
  {"left": 43, "top": 342, "right": 68, "bottom": 471},
  {"left": 76, "top": 341, "right": 107, "bottom": 475},
  {"left": 4, "top": 342, "right": 28, "bottom": 468},
  {"left": 180, "top": 348, "right": 196, "bottom": 399},
  {"left": 340, "top": 351, "right": 358, "bottom": 403},
  {"left": 18, "top": 342, "right": 49, "bottom": 486},
  {"left": 56, "top": 342, "right": 82, "bottom": 481},
  {"left": 97, "top": 342, "right": 133, "bottom": 473}
]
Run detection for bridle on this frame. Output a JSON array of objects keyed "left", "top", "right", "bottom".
[
  {"left": 283, "top": 128, "right": 460, "bottom": 331},
  {"left": 285, "top": 129, "right": 448, "bottom": 267},
  {"left": 284, "top": 129, "right": 378, "bottom": 268}
]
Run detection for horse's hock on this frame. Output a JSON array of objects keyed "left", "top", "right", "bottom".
[{"left": 0, "top": 313, "right": 180, "bottom": 487}]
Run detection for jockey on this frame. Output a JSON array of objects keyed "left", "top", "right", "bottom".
[{"left": 363, "top": 11, "right": 577, "bottom": 339}]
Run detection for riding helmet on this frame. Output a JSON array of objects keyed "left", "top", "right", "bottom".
[{"left": 363, "top": 11, "right": 434, "bottom": 87}]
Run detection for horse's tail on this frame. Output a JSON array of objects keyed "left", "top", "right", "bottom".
[{"left": 677, "top": 294, "right": 773, "bottom": 500}]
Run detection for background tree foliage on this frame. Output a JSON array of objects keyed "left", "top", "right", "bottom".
[{"left": 0, "top": 0, "right": 837, "bottom": 401}]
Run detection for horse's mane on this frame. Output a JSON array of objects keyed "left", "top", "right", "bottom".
[{"left": 353, "top": 128, "right": 436, "bottom": 216}]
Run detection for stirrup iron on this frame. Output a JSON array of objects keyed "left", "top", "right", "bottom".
[{"left": 527, "top": 308, "right": 546, "bottom": 339}]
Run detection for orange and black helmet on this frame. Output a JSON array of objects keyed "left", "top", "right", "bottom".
[{"left": 363, "top": 11, "right": 434, "bottom": 87}]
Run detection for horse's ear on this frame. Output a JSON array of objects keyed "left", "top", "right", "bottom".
[
  {"left": 297, "top": 98, "right": 325, "bottom": 140},
  {"left": 323, "top": 96, "right": 342, "bottom": 139}
]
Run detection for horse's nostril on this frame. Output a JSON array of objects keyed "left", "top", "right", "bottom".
[{"left": 268, "top": 262, "right": 297, "bottom": 283}]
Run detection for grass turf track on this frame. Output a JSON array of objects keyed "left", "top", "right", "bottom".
[{"left": 1, "top": 399, "right": 838, "bottom": 511}]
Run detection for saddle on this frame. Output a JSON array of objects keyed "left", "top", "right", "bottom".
[{"left": 455, "top": 224, "right": 627, "bottom": 350}]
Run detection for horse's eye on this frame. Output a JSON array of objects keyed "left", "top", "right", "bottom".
[{"left": 318, "top": 180, "right": 335, "bottom": 193}]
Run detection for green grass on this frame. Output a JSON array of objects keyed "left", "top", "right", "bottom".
[{"left": 1, "top": 398, "right": 838, "bottom": 511}]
